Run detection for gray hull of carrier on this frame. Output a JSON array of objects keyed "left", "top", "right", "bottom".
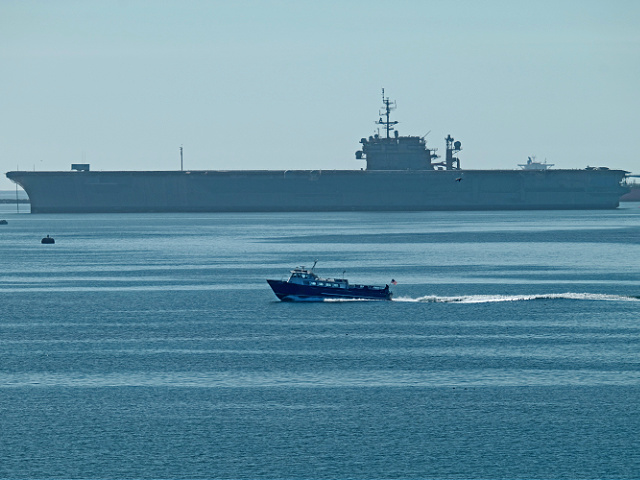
[{"left": 5, "top": 90, "right": 630, "bottom": 213}]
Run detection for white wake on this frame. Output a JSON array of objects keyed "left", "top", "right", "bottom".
[{"left": 392, "top": 293, "right": 640, "bottom": 304}]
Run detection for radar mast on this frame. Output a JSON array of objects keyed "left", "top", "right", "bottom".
[{"left": 376, "top": 88, "right": 399, "bottom": 139}]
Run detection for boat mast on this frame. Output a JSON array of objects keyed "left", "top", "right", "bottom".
[{"left": 377, "top": 88, "right": 398, "bottom": 139}]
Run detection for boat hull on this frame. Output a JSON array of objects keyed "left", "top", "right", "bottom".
[
  {"left": 267, "top": 279, "right": 392, "bottom": 301},
  {"left": 6, "top": 168, "right": 629, "bottom": 213}
]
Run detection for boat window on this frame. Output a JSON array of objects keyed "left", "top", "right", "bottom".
[{"left": 311, "top": 282, "right": 316, "bottom": 285}]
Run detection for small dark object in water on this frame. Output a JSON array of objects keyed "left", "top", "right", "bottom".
[
  {"left": 0, "top": 219, "right": 7, "bottom": 225},
  {"left": 41, "top": 235, "right": 55, "bottom": 244}
]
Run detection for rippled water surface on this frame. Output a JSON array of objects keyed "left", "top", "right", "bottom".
[{"left": 1, "top": 205, "right": 639, "bottom": 479}]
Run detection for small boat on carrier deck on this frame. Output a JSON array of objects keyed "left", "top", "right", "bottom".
[{"left": 267, "top": 263, "right": 393, "bottom": 302}]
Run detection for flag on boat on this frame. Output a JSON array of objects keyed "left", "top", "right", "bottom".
[{"left": 391, "top": 279, "right": 397, "bottom": 285}]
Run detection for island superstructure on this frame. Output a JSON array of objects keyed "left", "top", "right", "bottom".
[{"left": 6, "top": 91, "right": 629, "bottom": 213}]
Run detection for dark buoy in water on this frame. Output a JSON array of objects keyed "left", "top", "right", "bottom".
[
  {"left": 41, "top": 235, "right": 55, "bottom": 244},
  {"left": 0, "top": 219, "right": 7, "bottom": 225}
]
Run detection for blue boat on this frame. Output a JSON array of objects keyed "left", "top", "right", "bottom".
[{"left": 267, "top": 263, "right": 392, "bottom": 302}]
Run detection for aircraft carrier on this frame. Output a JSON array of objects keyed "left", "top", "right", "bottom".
[{"left": 6, "top": 91, "right": 630, "bottom": 213}]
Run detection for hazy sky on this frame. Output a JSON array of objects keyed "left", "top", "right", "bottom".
[{"left": 1, "top": 0, "right": 639, "bottom": 189}]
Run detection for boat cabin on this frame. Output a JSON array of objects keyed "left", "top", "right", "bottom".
[
  {"left": 286, "top": 266, "right": 388, "bottom": 291},
  {"left": 287, "top": 267, "right": 349, "bottom": 289}
]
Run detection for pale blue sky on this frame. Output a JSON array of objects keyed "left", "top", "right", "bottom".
[{"left": 1, "top": 0, "right": 639, "bottom": 189}]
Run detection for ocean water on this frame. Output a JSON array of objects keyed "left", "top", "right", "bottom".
[{"left": 0, "top": 204, "right": 639, "bottom": 479}]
